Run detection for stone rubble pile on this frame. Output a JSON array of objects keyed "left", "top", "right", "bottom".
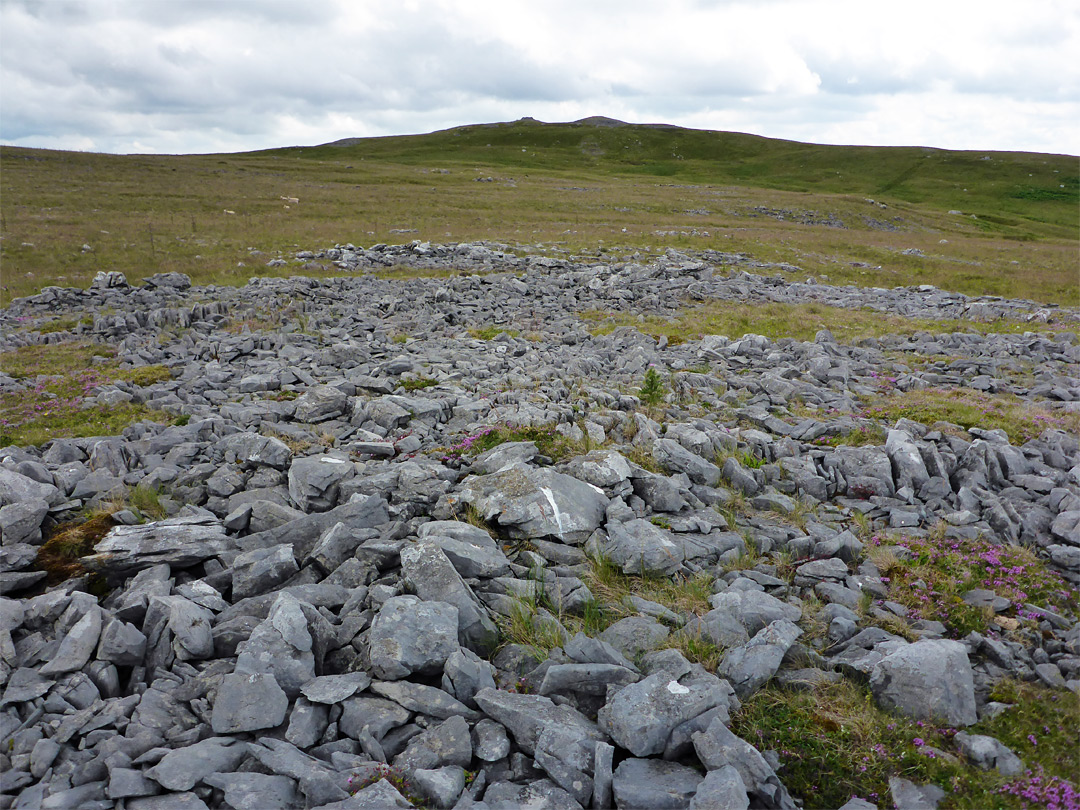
[{"left": 0, "top": 242, "right": 1077, "bottom": 809}]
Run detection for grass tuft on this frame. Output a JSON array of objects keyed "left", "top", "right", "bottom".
[
  {"left": 868, "top": 532, "right": 1076, "bottom": 637},
  {"left": 35, "top": 508, "right": 117, "bottom": 583},
  {"left": 732, "top": 678, "right": 1079, "bottom": 810},
  {"left": 861, "top": 387, "right": 1080, "bottom": 444}
]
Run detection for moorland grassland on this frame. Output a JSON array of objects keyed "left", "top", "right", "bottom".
[{"left": 1, "top": 118, "right": 1076, "bottom": 307}]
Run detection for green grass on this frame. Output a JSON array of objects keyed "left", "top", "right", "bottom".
[
  {"left": 129, "top": 484, "right": 168, "bottom": 520},
  {"left": 493, "top": 554, "right": 720, "bottom": 667},
  {"left": 586, "top": 554, "right": 714, "bottom": 619},
  {"left": 2, "top": 120, "right": 1076, "bottom": 307},
  {"left": 731, "top": 678, "right": 1079, "bottom": 810},
  {"left": 581, "top": 299, "right": 1054, "bottom": 347},
  {"left": 807, "top": 424, "right": 889, "bottom": 448},
  {"left": 868, "top": 531, "right": 1077, "bottom": 638},
  {"left": 398, "top": 376, "right": 438, "bottom": 392},
  {"left": 861, "top": 387, "right": 1080, "bottom": 445},
  {"left": 438, "top": 423, "right": 590, "bottom": 464},
  {"left": 467, "top": 326, "right": 519, "bottom": 340},
  {"left": 0, "top": 341, "right": 172, "bottom": 446}
]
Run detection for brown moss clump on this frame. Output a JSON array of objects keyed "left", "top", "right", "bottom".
[{"left": 35, "top": 512, "right": 116, "bottom": 583}]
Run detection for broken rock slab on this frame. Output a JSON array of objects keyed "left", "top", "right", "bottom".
[{"left": 80, "top": 515, "right": 236, "bottom": 580}]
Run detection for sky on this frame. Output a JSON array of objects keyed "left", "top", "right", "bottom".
[{"left": 2, "top": 0, "right": 1078, "bottom": 156}]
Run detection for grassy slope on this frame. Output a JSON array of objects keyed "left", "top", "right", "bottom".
[{"left": 1, "top": 118, "right": 1076, "bottom": 306}]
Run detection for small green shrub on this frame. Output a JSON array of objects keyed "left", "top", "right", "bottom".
[
  {"left": 130, "top": 485, "right": 167, "bottom": 520},
  {"left": 639, "top": 367, "right": 667, "bottom": 408}
]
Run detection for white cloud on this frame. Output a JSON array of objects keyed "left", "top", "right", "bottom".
[{"left": 1, "top": 0, "right": 1076, "bottom": 155}]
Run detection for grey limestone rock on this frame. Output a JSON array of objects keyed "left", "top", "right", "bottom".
[
  {"left": 718, "top": 619, "right": 802, "bottom": 699},
  {"left": 411, "top": 766, "right": 467, "bottom": 809},
  {"left": 246, "top": 737, "right": 349, "bottom": 806},
  {"left": 707, "top": 590, "right": 802, "bottom": 636},
  {"left": 472, "top": 441, "right": 538, "bottom": 474},
  {"left": 219, "top": 432, "right": 293, "bottom": 470},
  {"left": 293, "top": 384, "right": 348, "bottom": 423},
  {"left": 692, "top": 717, "right": 796, "bottom": 810},
  {"left": 681, "top": 606, "right": 751, "bottom": 649},
  {"left": 888, "top": 776, "right": 946, "bottom": 809},
  {"left": 231, "top": 542, "right": 299, "bottom": 600},
  {"left": 145, "top": 736, "right": 247, "bottom": 791},
  {"left": 599, "top": 615, "right": 671, "bottom": 660},
  {"left": 288, "top": 453, "right": 355, "bottom": 512},
  {"left": 442, "top": 647, "right": 498, "bottom": 709},
  {"left": 210, "top": 671, "right": 290, "bottom": 733},
  {"left": 689, "top": 765, "right": 749, "bottom": 810},
  {"left": 588, "top": 518, "right": 685, "bottom": 576},
  {"left": 473, "top": 687, "right": 600, "bottom": 757},
  {"left": 201, "top": 773, "right": 301, "bottom": 810},
  {"left": 39, "top": 604, "right": 102, "bottom": 675},
  {"left": 654, "top": 438, "right": 722, "bottom": 486},
  {"left": 369, "top": 679, "right": 481, "bottom": 721},
  {"left": 0, "top": 499, "right": 49, "bottom": 545},
  {"left": 286, "top": 695, "right": 330, "bottom": 748},
  {"left": 338, "top": 694, "right": 411, "bottom": 741},
  {"left": 0, "top": 467, "right": 61, "bottom": 508},
  {"left": 598, "top": 670, "right": 731, "bottom": 757},
  {"left": 368, "top": 596, "right": 461, "bottom": 679},
  {"left": 612, "top": 758, "right": 704, "bottom": 810},
  {"left": 81, "top": 515, "right": 235, "bottom": 579},
  {"left": 483, "top": 779, "right": 582, "bottom": 810},
  {"left": 418, "top": 524, "right": 513, "bottom": 579},
  {"left": 234, "top": 591, "right": 323, "bottom": 698},
  {"left": 400, "top": 540, "right": 499, "bottom": 655},
  {"left": 473, "top": 716, "right": 511, "bottom": 761},
  {"left": 456, "top": 465, "right": 608, "bottom": 544},
  {"left": 870, "top": 639, "right": 978, "bottom": 727},
  {"left": 300, "top": 671, "right": 372, "bottom": 704},
  {"left": 953, "top": 731, "right": 1024, "bottom": 776},
  {"left": 393, "top": 714, "right": 473, "bottom": 772}
]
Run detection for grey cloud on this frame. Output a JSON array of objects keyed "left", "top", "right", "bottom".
[{"left": 1, "top": 0, "right": 1077, "bottom": 155}]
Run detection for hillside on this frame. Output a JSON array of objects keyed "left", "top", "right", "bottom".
[
  {"left": 1, "top": 118, "right": 1077, "bottom": 306},
  {"left": 293, "top": 116, "right": 1078, "bottom": 233}
]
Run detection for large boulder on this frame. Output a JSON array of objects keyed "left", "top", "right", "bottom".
[
  {"left": 234, "top": 592, "right": 332, "bottom": 698},
  {"left": 612, "top": 758, "right": 704, "bottom": 810},
  {"left": 598, "top": 670, "right": 736, "bottom": 757},
  {"left": 368, "top": 596, "right": 460, "bottom": 680},
  {"left": 869, "top": 639, "right": 978, "bottom": 727},
  {"left": 400, "top": 540, "right": 499, "bottom": 654},
  {"left": 293, "top": 385, "right": 348, "bottom": 423},
  {"left": 653, "top": 439, "right": 722, "bottom": 486},
  {"left": 718, "top": 619, "right": 802, "bottom": 699},
  {"left": 287, "top": 454, "right": 355, "bottom": 513},
  {"left": 454, "top": 466, "right": 608, "bottom": 544},
  {"left": 587, "top": 518, "right": 685, "bottom": 576},
  {"left": 473, "top": 687, "right": 600, "bottom": 757},
  {"left": 218, "top": 432, "right": 293, "bottom": 470}
]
